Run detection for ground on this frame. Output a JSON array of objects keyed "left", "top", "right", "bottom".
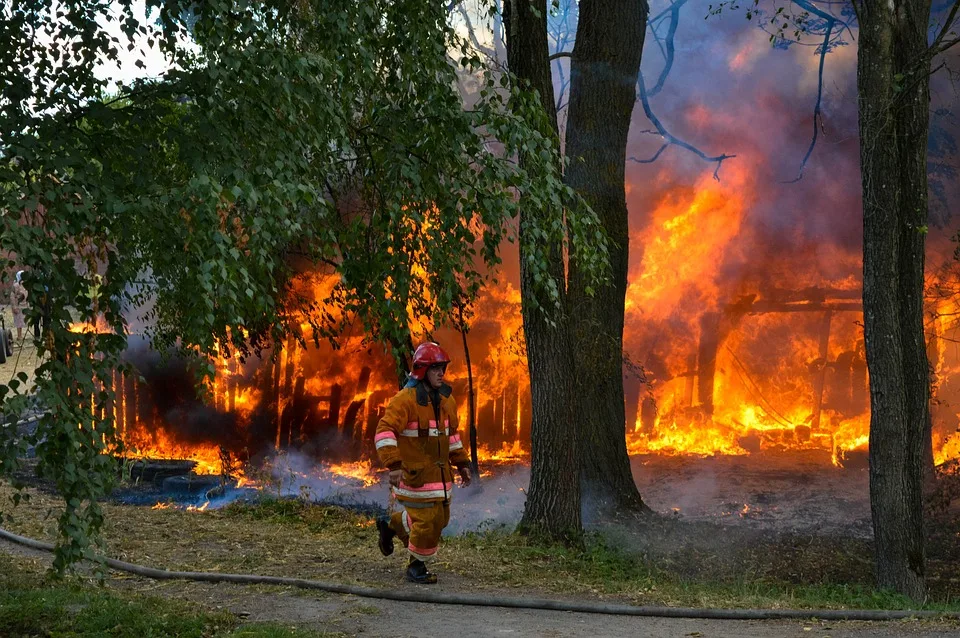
[
  {"left": 2, "top": 468, "right": 960, "bottom": 637},
  {"left": 2, "top": 537, "right": 959, "bottom": 637},
  {"left": 3, "top": 303, "right": 960, "bottom": 635}
]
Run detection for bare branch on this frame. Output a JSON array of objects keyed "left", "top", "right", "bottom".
[
  {"left": 935, "top": 35, "right": 960, "bottom": 56},
  {"left": 930, "top": 0, "right": 960, "bottom": 55},
  {"left": 549, "top": 51, "right": 572, "bottom": 61},
  {"left": 555, "top": 63, "right": 569, "bottom": 111},
  {"left": 646, "top": 0, "right": 690, "bottom": 98},
  {"left": 633, "top": 72, "right": 735, "bottom": 180},
  {"left": 781, "top": 0, "right": 845, "bottom": 183},
  {"left": 632, "top": 0, "right": 733, "bottom": 179},
  {"left": 647, "top": 16, "right": 668, "bottom": 60},
  {"left": 457, "top": 4, "right": 496, "bottom": 59},
  {"left": 783, "top": 9, "right": 834, "bottom": 182},
  {"left": 629, "top": 143, "right": 669, "bottom": 164}
]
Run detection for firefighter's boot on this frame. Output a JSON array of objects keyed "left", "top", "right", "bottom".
[
  {"left": 376, "top": 517, "right": 395, "bottom": 556},
  {"left": 406, "top": 558, "right": 438, "bottom": 584}
]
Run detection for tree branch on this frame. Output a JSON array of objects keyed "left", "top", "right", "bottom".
[
  {"left": 930, "top": 0, "right": 960, "bottom": 55},
  {"left": 646, "top": 0, "right": 690, "bottom": 98},
  {"left": 934, "top": 35, "right": 960, "bottom": 55},
  {"left": 632, "top": 72, "right": 735, "bottom": 180},
  {"left": 547, "top": 0, "right": 576, "bottom": 113},
  {"left": 630, "top": 0, "right": 733, "bottom": 178},
  {"left": 457, "top": 4, "right": 496, "bottom": 60},
  {"left": 781, "top": 0, "right": 844, "bottom": 183},
  {"left": 629, "top": 143, "right": 669, "bottom": 164}
]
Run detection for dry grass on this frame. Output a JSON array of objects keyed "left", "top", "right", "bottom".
[{"left": 2, "top": 480, "right": 958, "bottom": 614}]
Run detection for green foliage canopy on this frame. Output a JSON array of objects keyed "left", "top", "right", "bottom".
[{"left": 0, "top": 0, "right": 607, "bottom": 572}]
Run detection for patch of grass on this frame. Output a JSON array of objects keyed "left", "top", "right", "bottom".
[
  {"left": 0, "top": 554, "right": 343, "bottom": 637},
  {"left": 223, "top": 498, "right": 370, "bottom": 533},
  {"left": 3, "top": 485, "right": 960, "bottom": 616},
  {"left": 441, "top": 527, "right": 960, "bottom": 612},
  {"left": 0, "top": 555, "right": 230, "bottom": 636}
]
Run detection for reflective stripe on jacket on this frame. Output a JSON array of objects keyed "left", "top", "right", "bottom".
[{"left": 375, "top": 381, "right": 470, "bottom": 502}]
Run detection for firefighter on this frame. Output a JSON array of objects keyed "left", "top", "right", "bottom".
[{"left": 374, "top": 342, "right": 471, "bottom": 584}]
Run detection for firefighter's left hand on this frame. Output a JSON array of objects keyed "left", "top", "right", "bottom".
[{"left": 457, "top": 465, "right": 472, "bottom": 487}]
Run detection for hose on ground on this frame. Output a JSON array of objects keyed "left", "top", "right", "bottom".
[{"left": 0, "top": 527, "right": 956, "bottom": 622}]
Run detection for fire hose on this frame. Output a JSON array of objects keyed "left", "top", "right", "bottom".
[{"left": 1, "top": 527, "right": 958, "bottom": 622}]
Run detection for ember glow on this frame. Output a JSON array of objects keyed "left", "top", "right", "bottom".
[{"left": 323, "top": 460, "right": 379, "bottom": 487}]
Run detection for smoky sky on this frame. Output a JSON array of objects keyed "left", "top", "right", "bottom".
[{"left": 634, "top": 2, "right": 960, "bottom": 256}]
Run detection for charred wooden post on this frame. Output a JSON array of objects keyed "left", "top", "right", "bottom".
[
  {"left": 342, "top": 366, "right": 371, "bottom": 443},
  {"left": 684, "top": 354, "right": 696, "bottom": 408},
  {"left": 327, "top": 383, "right": 342, "bottom": 429},
  {"left": 697, "top": 312, "right": 721, "bottom": 415},
  {"left": 479, "top": 400, "right": 495, "bottom": 448},
  {"left": 125, "top": 372, "right": 137, "bottom": 430},
  {"left": 137, "top": 376, "right": 153, "bottom": 428},
  {"left": 272, "top": 352, "right": 282, "bottom": 445},
  {"left": 640, "top": 396, "right": 658, "bottom": 435},
  {"left": 114, "top": 369, "right": 124, "bottom": 437},
  {"left": 102, "top": 379, "right": 111, "bottom": 425},
  {"left": 851, "top": 347, "right": 869, "bottom": 415},
  {"left": 504, "top": 386, "right": 519, "bottom": 442},
  {"left": 493, "top": 394, "right": 505, "bottom": 447},
  {"left": 289, "top": 375, "right": 308, "bottom": 444},
  {"left": 811, "top": 310, "right": 833, "bottom": 432},
  {"left": 227, "top": 357, "right": 238, "bottom": 413},
  {"left": 277, "top": 375, "right": 304, "bottom": 450},
  {"left": 342, "top": 399, "right": 365, "bottom": 451},
  {"left": 357, "top": 365, "right": 371, "bottom": 393},
  {"left": 925, "top": 314, "right": 943, "bottom": 487},
  {"left": 283, "top": 336, "right": 296, "bottom": 398},
  {"left": 829, "top": 350, "right": 854, "bottom": 416}
]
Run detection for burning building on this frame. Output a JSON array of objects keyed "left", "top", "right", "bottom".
[{"left": 93, "top": 3, "right": 960, "bottom": 487}]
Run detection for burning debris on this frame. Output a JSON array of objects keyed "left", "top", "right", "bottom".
[
  {"left": 65, "top": 165, "right": 960, "bottom": 512},
  {"left": 97, "top": 238, "right": 960, "bottom": 496}
]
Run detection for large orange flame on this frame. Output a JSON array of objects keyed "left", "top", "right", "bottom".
[{"left": 98, "top": 163, "right": 960, "bottom": 480}]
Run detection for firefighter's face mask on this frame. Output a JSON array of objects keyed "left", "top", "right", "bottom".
[{"left": 426, "top": 363, "right": 447, "bottom": 389}]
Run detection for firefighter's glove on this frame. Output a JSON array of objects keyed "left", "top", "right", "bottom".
[
  {"left": 388, "top": 469, "right": 402, "bottom": 487},
  {"left": 457, "top": 465, "right": 472, "bottom": 487}
]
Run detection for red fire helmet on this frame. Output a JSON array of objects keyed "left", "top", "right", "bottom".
[{"left": 409, "top": 342, "right": 451, "bottom": 380}]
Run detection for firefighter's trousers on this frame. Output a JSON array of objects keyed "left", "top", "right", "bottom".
[{"left": 389, "top": 500, "right": 450, "bottom": 562}]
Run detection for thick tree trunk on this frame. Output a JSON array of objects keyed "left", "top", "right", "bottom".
[
  {"left": 857, "top": 0, "right": 930, "bottom": 601},
  {"left": 564, "top": 0, "right": 648, "bottom": 514},
  {"left": 506, "top": 0, "right": 582, "bottom": 541}
]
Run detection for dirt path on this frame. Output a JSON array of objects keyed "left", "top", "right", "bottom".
[
  {"left": 208, "top": 590, "right": 960, "bottom": 637},
  {"left": 3, "top": 538, "right": 958, "bottom": 638}
]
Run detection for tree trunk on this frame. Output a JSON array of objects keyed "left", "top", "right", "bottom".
[
  {"left": 857, "top": 0, "right": 930, "bottom": 601},
  {"left": 506, "top": 0, "right": 582, "bottom": 542},
  {"left": 564, "top": 0, "right": 648, "bottom": 514}
]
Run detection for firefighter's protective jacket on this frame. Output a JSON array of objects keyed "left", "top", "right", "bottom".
[{"left": 375, "top": 381, "right": 469, "bottom": 503}]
